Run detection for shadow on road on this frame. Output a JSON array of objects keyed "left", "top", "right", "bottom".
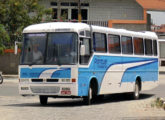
[{"left": 4, "top": 93, "right": 154, "bottom": 107}]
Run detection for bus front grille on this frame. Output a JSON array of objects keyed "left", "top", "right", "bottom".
[
  {"left": 32, "top": 79, "right": 43, "bottom": 82},
  {"left": 30, "top": 86, "right": 60, "bottom": 94}
]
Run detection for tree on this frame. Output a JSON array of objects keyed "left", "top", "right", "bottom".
[
  {"left": 0, "top": 0, "right": 52, "bottom": 48},
  {"left": 0, "top": 24, "right": 10, "bottom": 54}
]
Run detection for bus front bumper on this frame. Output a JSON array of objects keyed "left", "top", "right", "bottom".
[{"left": 19, "top": 83, "right": 78, "bottom": 96}]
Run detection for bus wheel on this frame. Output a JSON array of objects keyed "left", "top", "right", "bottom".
[
  {"left": 83, "top": 85, "right": 93, "bottom": 105},
  {"left": 133, "top": 81, "right": 140, "bottom": 100},
  {"left": 0, "top": 75, "right": 3, "bottom": 84},
  {"left": 39, "top": 96, "right": 48, "bottom": 105}
]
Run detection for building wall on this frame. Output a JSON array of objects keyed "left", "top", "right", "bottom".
[
  {"left": 39, "top": 0, "right": 146, "bottom": 31},
  {"left": 158, "top": 34, "right": 165, "bottom": 39},
  {"left": 113, "top": 24, "right": 147, "bottom": 31},
  {"left": 0, "top": 53, "right": 20, "bottom": 74},
  {"left": 89, "top": 0, "right": 143, "bottom": 21},
  {"left": 40, "top": 0, "right": 144, "bottom": 21}
]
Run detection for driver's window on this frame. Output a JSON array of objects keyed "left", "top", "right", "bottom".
[{"left": 80, "top": 38, "right": 91, "bottom": 65}]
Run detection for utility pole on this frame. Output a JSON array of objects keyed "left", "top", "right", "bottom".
[
  {"left": 78, "top": 0, "right": 82, "bottom": 22},
  {"left": 57, "top": 0, "right": 61, "bottom": 21}
]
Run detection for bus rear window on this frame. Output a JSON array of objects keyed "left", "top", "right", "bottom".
[
  {"left": 153, "top": 40, "right": 157, "bottom": 56},
  {"left": 145, "top": 39, "right": 153, "bottom": 56},
  {"left": 133, "top": 37, "right": 144, "bottom": 55}
]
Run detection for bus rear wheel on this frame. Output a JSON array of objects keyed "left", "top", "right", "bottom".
[
  {"left": 133, "top": 81, "right": 140, "bottom": 100},
  {"left": 39, "top": 96, "right": 48, "bottom": 105}
]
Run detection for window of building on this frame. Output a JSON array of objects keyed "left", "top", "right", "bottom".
[
  {"left": 81, "top": 9, "right": 88, "bottom": 20},
  {"left": 71, "top": 9, "right": 78, "bottom": 20},
  {"left": 50, "top": 2, "right": 57, "bottom": 6},
  {"left": 71, "top": 9, "right": 88, "bottom": 20},
  {"left": 145, "top": 39, "right": 153, "bottom": 55},
  {"left": 133, "top": 37, "right": 144, "bottom": 55},
  {"left": 81, "top": 3, "right": 89, "bottom": 6},
  {"left": 153, "top": 40, "right": 157, "bottom": 56},
  {"left": 51, "top": 2, "right": 89, "bottom": 21},
  {"left": 108, "top": 34, "right": 121, "bottom": 54},
  {"left": 61, "top": 9, "right": 68, "bottom": 20},
  {"left": 121, "top": 36, "right": 133, "bottom": 54},
  {"left": 61, "top": 2, "right": 69, "bottom": 6},
  {"left": 93, "top": 33, "right": 107, "bottom": 52},
  {"left": 70, "top": 2, "right": 78, "bottom": 6},
  {"left": 52, "top": 8, "right": 57, "bottom": 19}
]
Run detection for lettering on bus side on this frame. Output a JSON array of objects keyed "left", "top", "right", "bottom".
[
  {"left": 30, "top": 73, "right": 41, "bottom": 77},
  {"left": 94, "top": 58, "right": 107, "bottom": 68}
]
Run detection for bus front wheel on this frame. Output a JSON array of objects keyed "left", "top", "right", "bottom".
[
  {"left": 39, "top": 96, "right": 48, "bottom": 105},
  {"left": 83, "top": 85, "right": 93, "bottom": 105},
  {"left": 0, "top": 75, "right": 3, "bottom": 84}
]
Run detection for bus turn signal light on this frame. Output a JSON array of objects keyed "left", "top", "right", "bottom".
[{"left": 72, "top": 78, "right": 76, "bottom": 82}]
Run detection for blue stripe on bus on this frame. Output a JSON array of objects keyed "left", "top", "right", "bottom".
[
  {"left": 20, "top": 68, "right": 71, "bottom": 78},
  {"left": 78, "top": 55, "right": 158, "bottom": 96}
]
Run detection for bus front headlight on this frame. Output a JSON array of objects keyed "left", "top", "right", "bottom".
[
  {"left": 61, "top": 79, "right": 70, "bottom": 82},
  {"left": 20, "top": 79, "right": 29, "bottom": 83}
]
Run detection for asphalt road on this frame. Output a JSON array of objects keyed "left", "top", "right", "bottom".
[{"left": 142, "top": 74, "right": 165, "bottom": 98}]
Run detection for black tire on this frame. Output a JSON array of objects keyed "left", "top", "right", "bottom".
[
  {"left": 133, "top": 81, "right": 140, "bottom": 100},
  {"left": 39, "top": 96, "right": 48, "bottom": 105},
  {"left": 83, "top": 85, "right": 93, "bottom": 105},
  {"left": 0, "top": 75, "right": 3, "bottom": 84}
]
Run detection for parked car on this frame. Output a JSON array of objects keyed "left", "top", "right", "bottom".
[{"left": 0, "top": 72, "right": 3, "bottom": 84}]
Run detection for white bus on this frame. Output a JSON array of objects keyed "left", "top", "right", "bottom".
[{"left": 18, "top": 22, "right": 159, "bottom": 105}]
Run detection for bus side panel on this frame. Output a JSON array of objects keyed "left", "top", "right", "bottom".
[
  {"left": 78, "top": 68, "right": 94, "bottom": 96},
  {"left": 78, "top": 55, "right": 159, "bottom": 96},
  {"left": 78, "top": 55, "right": 122, "bottom": 96},
  {"left": 121, "top": 57, "right": 159, "bottom": 91},
  {"left": 122, "top": 59, "right": 158, "bottom": 82}
]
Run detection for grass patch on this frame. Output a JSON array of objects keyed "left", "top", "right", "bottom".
[{"left": 151, "top": 97, "right": 165, "bottom": 110}]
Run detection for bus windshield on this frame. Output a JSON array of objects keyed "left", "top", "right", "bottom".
[
  {"left": 21, "top": 33, "right": 78, "bottom": 65},
  {"left": 46, "top": 33, "right": 78, "bottom": 65}
]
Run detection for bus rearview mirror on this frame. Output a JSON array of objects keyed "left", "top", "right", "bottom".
[
  {"left": 14, "top": 44, "right": 18, "bottom": 55},
  {"left": 14, "top": 41, "right": 22, "bottom": 55},
  {"left": 80, "top": 45, "right": 86, "bottom": 56}
]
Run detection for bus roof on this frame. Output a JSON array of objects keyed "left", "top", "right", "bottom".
[
  {"left": 23, "top": 22, "right": 158, "bottom": 40},
  {"left": 23, "top": 22, "right": 90, "bottom": 33},
  {"left": 92, "top": 25, "right": 158, "bottom": 40}
]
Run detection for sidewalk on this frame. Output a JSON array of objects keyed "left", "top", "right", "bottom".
[{"left": 2, "top": 75, "right": 18, "bottom": 83}]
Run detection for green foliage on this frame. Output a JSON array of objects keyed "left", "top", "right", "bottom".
[
  {"left": 0, "top": 0, "right": 52, "bottom": 51},
  {"left": 151, "top": 97, "right": 165, "bottom": 110},
  {"left": 0, "top": 24, "right": 10, "bottom": 54}
]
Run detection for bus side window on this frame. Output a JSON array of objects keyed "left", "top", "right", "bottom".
[
  {"left": 108, "top": 34, "right": 121, "bottom": 54},
  {"left": 153, "top": 40, "right": 158, "bottom": 56},
  {"left": 145, "top": 39, "right": 153, "bottom": 56},
  {"left": 93, "top": 32, "right": 107, "bottom": 53},
  {"left": 133, "top": 37, "right": 144, "bottom": 55},
  {"left": 121, "top": 36, "right": 133, "bottom": 54}
]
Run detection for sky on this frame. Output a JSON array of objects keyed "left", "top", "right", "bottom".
[{"left": 148, "top": 11, "right": 165, "bottom": 25}]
